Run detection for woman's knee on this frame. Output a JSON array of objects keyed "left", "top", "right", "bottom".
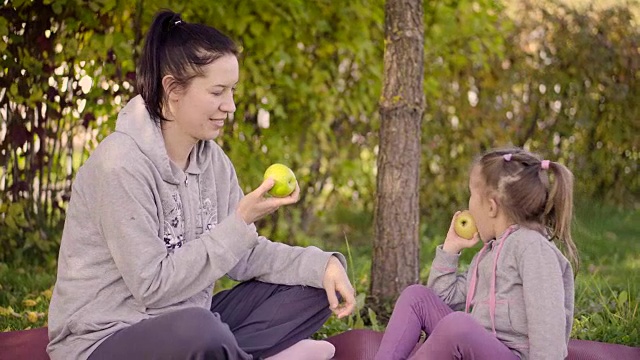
[
  {"left": 173, "top": 307, "right": 238, "bottom": 352},
  {"left": 303, "top": 285, "right": 328, "bottom": 301},
  {"left": 286, "top": 285, "right": 330, "bottom": 307}
]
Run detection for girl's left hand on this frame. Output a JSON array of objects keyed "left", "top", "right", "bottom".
[{"left": 322, "top": 256, "right": 356, "bottom": 319}]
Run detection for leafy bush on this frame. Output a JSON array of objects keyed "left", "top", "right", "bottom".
[{"left": 0, "top": 201, "right": 62, "bottom": 267}]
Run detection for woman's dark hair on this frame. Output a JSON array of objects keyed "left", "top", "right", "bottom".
[{"left": 136, "top": 10, "right": 239, "bottom": 123}]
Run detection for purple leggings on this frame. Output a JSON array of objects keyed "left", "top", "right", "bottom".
[{"left": 374, "top": 285, "right": 519, "bottom": 360}]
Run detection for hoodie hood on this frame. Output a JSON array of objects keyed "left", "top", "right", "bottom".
[{"left": 115, "top": 95, "right": 213, "bottom": 184}]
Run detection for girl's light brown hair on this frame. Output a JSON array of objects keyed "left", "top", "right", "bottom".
[{"left": 474, "top": 147, "right": 579, "bottom": 270}]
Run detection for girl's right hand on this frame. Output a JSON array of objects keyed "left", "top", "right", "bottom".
[
  {"left": 442, "top": 211, "right": 480, "bottom": 254},
  {"left": 235, "top": 178, "right": 300, "bottom": 224}
]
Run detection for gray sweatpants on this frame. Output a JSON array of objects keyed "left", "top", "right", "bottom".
[{"left": 88, "top": 281, "right": 332, "bottom": 360}]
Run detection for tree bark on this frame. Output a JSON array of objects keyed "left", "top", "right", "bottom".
[{"left": 369, "top": 0, "right": 424, "bottom": 312}]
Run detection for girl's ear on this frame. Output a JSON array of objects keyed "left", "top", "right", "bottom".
[
  {"left": 162, "top": 75, "right": 180, "bottom": 101},
  {"left": 488, "top": 198, "right": 499, "bottom": 218}
]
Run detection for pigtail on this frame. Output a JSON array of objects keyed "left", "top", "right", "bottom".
[
  {"left": 544, "top": 161, "right": 580, "bottom": 271},
  {"left": 136, "top": 10, "right": 181, "bottom": 123}
]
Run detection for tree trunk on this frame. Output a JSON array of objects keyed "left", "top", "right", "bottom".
[{"left": 369, "top": 0, "right": 424, "bottom": 313}]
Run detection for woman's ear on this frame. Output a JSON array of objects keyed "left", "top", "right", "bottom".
[{"left": 162, "top": 75, "right": 180, "bottom": 101}]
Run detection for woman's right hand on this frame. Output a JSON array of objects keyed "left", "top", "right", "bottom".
[
  {"left": 442, "top": 211, "right": 480, "bottom": 254},
  {"left": 235, "top": 178, "right": 300, "bottom": 224}
]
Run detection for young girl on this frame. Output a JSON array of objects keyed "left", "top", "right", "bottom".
[
  {"left": 375, "top": 147, "right": 578, "bottom": 360},
  {"left": 47, "top": 10, "right": 355, "bottom": 360}
]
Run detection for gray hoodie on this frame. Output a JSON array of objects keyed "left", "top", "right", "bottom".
[
  {"left": 427, "top": 227, "right": 574, "bottom": 360},
  {"left": 47, "top": 95, "right": 344, "bottom": 360}
]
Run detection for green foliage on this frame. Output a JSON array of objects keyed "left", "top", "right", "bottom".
[
  {"left": 573, "top": 278, "right": 639, "bottom": 345},
  {"left": 0, "top": 201, "right": 59, "bottom": 266},
  {"left": 419, "top": 0, "right": 640, "bottom": 243},
  {"left": 1, "top": 0, "right": 139, "bottom": 264},
  {"left": 506, "top": 0, "right": 640, "bottom": 207},
  {"left": 210, "top": 0, "right": 384, "bottom": 245}
]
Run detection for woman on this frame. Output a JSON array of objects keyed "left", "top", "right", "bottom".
[{"left": 47, "top": 10, "right": 355, "bottom": 360}]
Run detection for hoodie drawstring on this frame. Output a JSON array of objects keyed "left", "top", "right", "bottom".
[{"left": 465, "top": 243, "right": 489, "bottom": 313}]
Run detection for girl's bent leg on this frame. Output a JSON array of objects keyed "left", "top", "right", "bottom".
[
  {"left": 410, "top": 312, "right": 519, "bottom": 360},
  {"left": 88, "top": 307, "right": 251, "bottom": 360},
  {"left": 375, "top": 285, "right": 454, "bottom": 360},
  {"left": 211, "top": 280, "right": 332, "bottom": 359}
]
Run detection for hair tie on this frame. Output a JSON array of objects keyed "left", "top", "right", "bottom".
[
  {"left": 541, "top": 160, "right": 550, "bottom": 170},
  {"left": 503, "top": 154, "right": 512, "bottom": 162},
  {"left": 168, "top": 13, "right": 184, "bottom": 30}
]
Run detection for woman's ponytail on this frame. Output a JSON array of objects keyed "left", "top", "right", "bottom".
[{"left": 136, "top": 10, "right": 182, "bottom": 123}]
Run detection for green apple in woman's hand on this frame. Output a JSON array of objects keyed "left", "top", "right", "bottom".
[{"left": 263, "top": 163, "right": 297, "bottom": 197}]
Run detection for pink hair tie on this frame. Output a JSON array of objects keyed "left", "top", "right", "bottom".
[
  {"left": 541, "top": 160, "right": 550, "bottom": 170},
  {"left": 503, "top": 154, "right": 512, "bottom": 162}
]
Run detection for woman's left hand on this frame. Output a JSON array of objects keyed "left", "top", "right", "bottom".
[{"left": 322, "top": 256, "right": 356, "bottom": 319}]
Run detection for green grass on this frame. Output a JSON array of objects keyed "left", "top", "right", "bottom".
[
  {"left": 570, "top": 201, "right": 640, "bottom": 345},
  {"left": 0, "top": 263, "right": 55, "bottom": 331},
  {"left": 1, "top": 201, "right": 639, "bottom": 347}
]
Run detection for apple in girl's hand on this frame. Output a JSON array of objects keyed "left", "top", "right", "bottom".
[
  {"left": 454, "top": 210, "right": 477, "bottom": 240},
  {"left": 263, "top": 163, "right": 297, "bottom": 197}
]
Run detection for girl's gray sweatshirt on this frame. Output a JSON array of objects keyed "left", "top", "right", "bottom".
[
  {"left": 47, "top": 95, "right": 345, "bottom": 360},
  {"left": 427, "top": 227, "right": 574, "bottom": 360}
]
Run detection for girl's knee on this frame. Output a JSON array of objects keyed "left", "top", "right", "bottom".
[
  {"left": 435, "top": 312, "right": 480, "bottom": 338},
  {"left": 396, "top": 284, "right": 437, "bottom": 306}
]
